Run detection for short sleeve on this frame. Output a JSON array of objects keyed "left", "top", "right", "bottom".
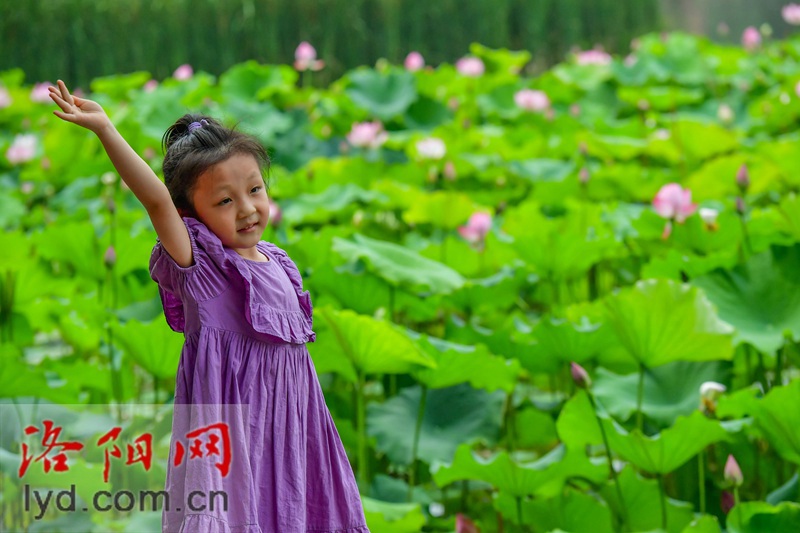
[{"left": 149, "top": 217, "right": 230, "bottom": 332}]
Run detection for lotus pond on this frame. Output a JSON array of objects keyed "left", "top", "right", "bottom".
[{"left": 2, "top": 30, "right": 800, "bottom": 533}]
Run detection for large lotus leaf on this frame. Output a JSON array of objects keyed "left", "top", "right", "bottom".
[
  {"left": 309, "top": 306, "right": 435, "bottom": 381},
  {"left": 219, "top": 60, "right": 297, "bottom": 101},
  {"left": 89, "top": 71, "right": 151, "bottom": 100},
  {"left": 726, "top": 501, "right": 800, "bottom": 533},
  {"left": 432, "top": 443, "right": 607, "bottom": 498},
  {"left": 508, "top": 159, "right": 576, "bottom": 183},
  {"left": 775, "top": 193, "right": 800, "bottom": 240},
  {"left": 0, "top": 344, "right": 76, "bottom": 403},
  {"left": 311, "top": 263, "right": 440, "bottom": 323},
  {"left": 280, "top": 183, "right": 386, "bottom": 225},
  {"left": 331, "top": 233, "right": 465, "bottom": 294},
  {"left": 410, "top": 334, "right": 521, "bottom": 392},
  {"left": 642, "top": 248, "right": 739, "bottom": 281},
  {"left": 603, "top": 411, "right": 729, "bottom": 474},
  {"left": 600, "top": 466, "right": 695, "bottom": 533},
  {"left": 493, "top": 488, "right": 614, "bottom": 532},
  {"left": 446, "top": 266, "right": 524, "bottom": 318},
  {"left": 503, "top": 201, "right": 618, "bottom": 281},
  {"left": 513, "top": 407, "right": 559, "bottom": 449},
  {"left": 401, "top": 190, "right": 478, "bottom": 230},
  {"left": 403, "top": 95, "right": 453, "bottom": 130},
  {"left": 112, "top": 317, "right": 183, "bottom": 379},
  {"left": 585, "top": 134, "right": 648, "bottom": 161},
  {"left": 367, "top": 383, "right": 504, "bottom": 466},
  {"left": 362, "top": 497, "right": 426, "bottom": 533},
  {"left": 682, "top": 515, "right": 722, "bottom": 533},
  {"left": 0, "top": 232, "right": 31, "bottom": 271},
  {"left": 602, "top": 279, "right": 734, "bottom": 367},
  {"left": 556, "top": 390, "right": 603, "bottom": 451},
  {"left": 617, "top": 86, "right": 704, "bottom": 111},
  {"left": 693, "top": 244, "right": 800, "bottom": 354},
  {"left": 519, "top": 315, "right": 617, "bottom": 374},
  {"left": 33, "top": 221, "right": 102, "bottom": 281},
  {"left": 752, "top": 379, "right": 800, "bottom": 465},
  {"left": 345, "top": 68, "right": 418, "bottom": 120},
  {"left": 592, "top": 361, "right": 730, "bottom": 427},
  {"left": 685, "top": 154, "right": 782, "bottom": 201}
]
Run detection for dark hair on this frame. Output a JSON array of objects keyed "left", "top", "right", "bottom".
[{"left": 161, "top": 114, "right": 270, "bottom": 215}]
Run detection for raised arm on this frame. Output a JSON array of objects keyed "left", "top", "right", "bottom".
[{"left": 49, "top": 80, "right": 193, "bottom": 267}]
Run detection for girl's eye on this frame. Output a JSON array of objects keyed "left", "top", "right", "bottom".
[
  {"left": 218, "top": 198, "right": 231, "bottom": 206},
  {"left": 251, "top": 186, "right": 262, "bottom": 194}
]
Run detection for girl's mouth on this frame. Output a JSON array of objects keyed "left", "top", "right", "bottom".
[{"left": 238, "top": 222, "right": 258, "bottom": 233}]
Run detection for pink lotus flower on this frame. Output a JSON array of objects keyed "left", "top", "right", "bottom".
[
  {"left": 742, "top": 27, "right": 761, "bottom": 50},
  {"left": 268, "top": 198, "right": 282, "bottom": 228},
  {"left": 416, "top": 137, "right": 446, "bottom": 160},
  {"left": 347, "top": 121, "right": 388, "bottom": 149},
  {"left": 576, "top": 49, "right": 612, "bottom": 66},
  {"left": 30, "top": 82, "right": 52, "bottom": 103},
  {"left": 652, "top": 183, "right": 697, "bottom": 223},
  {"left": 294, "top": 41, "right": 325, "bottom": 71},
  {"left": 783, "top": 3, "right": 800, "bottom": 25},
  {"left": 404, "top": 51, "right": 425, "bottom": 71},
  {"left": 458, "top": 212, "right": 492, "bottom": 248},
  {"left": 5, "top": 134, "right": 37, "bottom": 164},
  {"left": 173, "top": 64, "right": 193, "bottom": 80},
  {"left": 514, "top": 89, "right": 550, "bottom": 112},
  {"left": 0, "top": 86, "right": 11, "bottom": 109},
  {"left": 455, "top": 513, "right": 479, "bottom": 533},
  {"left": 724, "top": 454, "right": 743, "bottom": 487},
  {"left": 455, "top": 57, "right": 484, "bottom": 77},
  {"left": 144, "top": 79, "right": 158, "bottom": 92}
]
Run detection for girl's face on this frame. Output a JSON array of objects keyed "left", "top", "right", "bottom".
[{"left": 191, "top": 153, "right": 270, "bottom": 260}]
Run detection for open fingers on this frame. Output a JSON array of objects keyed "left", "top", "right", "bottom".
[
  {"left": 48, "top": 86, "right": 73, "bottom": 114},
  {"left": 57, "top": 80, "right": 74, "bottom": 106}
]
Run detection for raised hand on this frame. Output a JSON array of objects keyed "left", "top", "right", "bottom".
[{"left": 48, "top": 80, "right": 111, "bottom": 134}]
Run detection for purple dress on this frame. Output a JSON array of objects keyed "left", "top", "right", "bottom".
[{"left": 150, "top": 217, "right": 369, "bottom": 533}]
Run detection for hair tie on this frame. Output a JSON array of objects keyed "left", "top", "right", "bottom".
[{"left": 187, "top": 119, "right": 209, "bottom": 132}]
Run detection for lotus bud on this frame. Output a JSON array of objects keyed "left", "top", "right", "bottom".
[
  {"left": 443, "top": 161, "right": 457, "bottom": 181},
  {"left": 579, "top": 167, "right": 590, "bottom": 185},
  {"left": 106, "top": 197, "right": 117, "bottom": 214},
  {"left": 570, "top": 362, "right": 592, "bottom": 389},
  {"left": 736, "top": 164, "right": 749, "bottom": 192},
  {"left": 724, "top": 454, "right": 743, "bottom": 487},
  {"left": 455, "top": 513, "right": 479, "bottom": 533},
  {"left": 103, "top": 246, "right": 116, "bottom": 269},
  {"left": 699, "top": 381, "right": 726, "bottom": 414},
  {"left": 101, "top": 172, "right": 117, "bottom": 186},
  {"left": 699, "top": 207, "right": 719, "bottom": 232}
]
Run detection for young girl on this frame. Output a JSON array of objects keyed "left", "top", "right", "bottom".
[{"left": 49, "top": 80, "right": 369, "bottom": 533}]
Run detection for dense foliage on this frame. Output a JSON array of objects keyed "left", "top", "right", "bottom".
[
  {"left": 0, "top": 0, "right": 660, "bottom": 88},
  {"left": 3, "top": 28, "right": 800, "bottom": 532}
]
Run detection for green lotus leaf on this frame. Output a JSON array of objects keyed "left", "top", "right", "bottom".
[
  {"left": 618, "top": 86, "right": 704, "bottom": 111},
  {"left": 693, "top": 244, "right": 800, "bottom": 355},
  {"left": 752, "top": 379, "right": 800, "bottom": 465},
  {"left": 33, "top": 221, "right": 103, "bottom": 282},
  {"left": 446, "top": 266, "right": 524, "bottom": 319},
  {"left": 493, "top": 488, "right": 614, "bottom": 532},
  {"left": 112, "top": 317, "right": 183, "bottom": 379},
  {"left": 280, "top": 183, "right": 386, "bottom": 225},
  {"left": 345, "top": 68, "right": 418, "bottom": 120},
  {"left": 592, "top": 361, "right": 730, "bottom": 427},
  {"left": 401, "top": 190, "right": 478, "bottom": 230},
  {"left": 410, "top": 334, "right": 521, "bottom": 392},
  {"left": 403, "top": 95, "right": 453, "bottom": 130},
  {"left": 600, "top": 466, "right": 695, "bottom": 533},
  {"left": 219, "top": 60, "right": 297, "bottom": 101},
  {"left": 331, "top": 233, "right": 465, "bottom": 294},
  {"left": 603, "top": 410, "right": 729, "bottom": 474},
  {"left": 0, "top": 344, "right": 76, "bottom": 403},
  {"left": 519, "top": 314, "right": 617, "bottom": 374},
  {"left": 309, "top": 306, "right": 436, "bottom": 381},
  {"left": 775, "top": 193, "right": 800, "bottom": 240},
  {"left": 89, "top": 71, "right": 151, "bottom": 100},
  {"left": 603, "top": 278, "right": 734, "bottom": 367},
  {"left": 725, "top": 501, "right": 800, "bottom": 533},
  {"left": 508, "top": 159, "right": 575, "bottom": 183},
  {"left": 513, "top": 407, "right": 559, "bottom": 449},
  {"left": 681, "top": 515, "right": 722, "bottom": 533},
  {"left": 556, "top": 390, "right": 603, "bottom": 451},
  {"left": 432, "top": 442, "right": 606, "bottom": 498},
  {"left": 366, "top": 383, "right": 504, "bottom": 465},
  {"left": 362, "top": 497, "right": 426, "bottom": 533}
]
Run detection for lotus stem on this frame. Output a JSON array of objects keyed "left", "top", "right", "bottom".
[
  {"left": 657, "top": 473, "right": 668, "bottom": 530},
  {"left": 407, "top": 384, "right": 428, "bottom": 501},
  {"left": 587, "top": 392, "right": 628, "bottom": 532},
  {"left": 636, "top": 363, "right": 645, "bottom": 432},
  {"left": 698, "top": 451, "right": 706, "bottom": 514},
  {"left": 356, "top": 370, "right": 368, "bottom": 490}
]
